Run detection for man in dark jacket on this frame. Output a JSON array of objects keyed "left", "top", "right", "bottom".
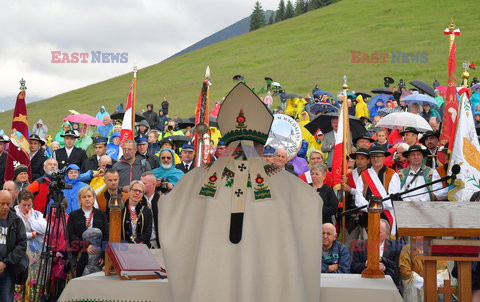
[
  {"left": 351, "top": 219, "right": 402, "bottom": 287},
  {"left": 53, "top": 130, "right": 87, "bottom": 170},
  {"left": 0, "top": 190, "right": 28, "bottom": 301},
  {"left": 175, "top": 143, "right": 195, "bottom": 174},
  {"left": 161, "top": 97, "right": 169, "bottom": 115},
  {"left": 81, "top": 137, "right": 108, "bottom": 173},
  {"left": 143, "top": 104, "right": 159, "bottom": 129},
  {"left": 140, "top": 172, "right": 161, "bottom": 248},
  {"left": 113, "top": 140, "right": 151, "bottom": 189},
  {"left": 0, "top": 135, "right": 9, "bottom": 189},
  {"left": 29, "top": 134, "right": 48, "bottom": 181},
  {"left": 136, "top": 137, "right": 159, "bottom": 169}
]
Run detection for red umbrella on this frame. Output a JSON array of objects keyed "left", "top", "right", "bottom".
[{"left": 64, "top": 114, "right": 103, "bottom": 126}]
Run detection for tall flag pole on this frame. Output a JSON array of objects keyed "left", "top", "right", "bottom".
[
  {"left": 194, "top": 66, "right": 211, "bottom": 167},
  {"left": 132, "top": 64, "right": 138, "bottom": 136},
  {"left": 439, "top": 19, "right": 460, "bottom": 154},
  {"left": 333, "top": 75, "right": 351, "bottom": 242},
  {"left": 119, "top": 66, "right": 136, "bottom": 157},
  {"left": 5, "top": 78, "right": 32, "bottom": 182}
]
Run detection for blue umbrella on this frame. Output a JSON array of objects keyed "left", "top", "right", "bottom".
[
  {"left": 313, "top": 90, "right": 333, "bottom": 97},
  {"left": 309, "top": 103, "right": 338, "bottom": 115},
  {"left": 402, "top": 94, "right": 437, "bottom": 106},
  {"left": 368, "top": 94, "right": 392, "bottom": 114}
]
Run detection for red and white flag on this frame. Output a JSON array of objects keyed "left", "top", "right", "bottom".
[
  {"left": 331, "top": 99, "right": 350, "bottom": 190},
  {"left": 120, "top": 83, "right": 134, "bottom": 144}
]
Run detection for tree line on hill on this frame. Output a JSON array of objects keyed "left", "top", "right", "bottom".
[{"left": 250, "top": 0, "right": 339, "bottom": 31}]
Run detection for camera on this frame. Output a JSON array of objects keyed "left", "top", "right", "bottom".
[
  {"left": 158, "top": 177, "right": 170, "bottom": 194},
  {"left": 48, "top": 167, "right": 73, "bottom": 193},
  {"left": 167, "top": 125, "right": 174, "bottom": 131}
]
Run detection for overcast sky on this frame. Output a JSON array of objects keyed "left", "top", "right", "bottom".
[{"left": 0, "top": 0, "right": 278, "bottom": 110}]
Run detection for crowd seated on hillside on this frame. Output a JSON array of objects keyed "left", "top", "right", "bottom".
[{"left": 1, "top": 82, "right": 480, "bottom": 301}]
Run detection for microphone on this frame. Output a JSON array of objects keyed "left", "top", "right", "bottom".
[{"left": 450, "top": 164, "right": 461, "bottom": 184}]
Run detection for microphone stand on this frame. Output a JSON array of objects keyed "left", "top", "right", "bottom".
[{"left": 340, "top": 173, "right": 455, "bottom": 217}]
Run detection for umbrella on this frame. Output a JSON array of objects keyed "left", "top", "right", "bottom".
[
  {"left": 272, "top": 82, "right": 281, "bottom": 87},
  {"left": 355, "top": 92, "right": 371, "bottom": 99},
  {"left": 264, "top": 77, "right": 273, "bottom": 82},
  {"left": 371, "top": 94, "right": 393, "bottom": 104},
  {"left": 435, "top": 86, "right": 447, "bottom": 97},
  {"left": 309, "top": 103, "right": 338, "bottom": 115},
  {"left": 110, "top": 110, "right": 145, "bottom": 121},
  {"left": 187, "top": 116, "right": 219, "bottom": 128},
  {"left": 472, "top": 83, "right": 480, "bottom": 91},
  {"left": 402, "top": 94, "right": 437, "bottom": 106},
  {"left": 166, "top": 135, "right": 191, "bottom": 145},
  {"left": 313, "top": 90, "right": 333, "bottom": 97},
  {"left": 377, "top": 107, "right": 402, "bottom": 117},
  {"left": 409, "top": 80, "right": 435, "bottom": 97},
  {"left": 283, "top": 93, "right": 300, "bottom": 99},
  {"left": 371, "top": 88, "right": 393, "bottom": 95},
  {"left": 376, "top": 112, "right": 432, "bottom": 132},
  {"left": 304, "top": 112, "right": 366, "bottom": 138},
  {"left": 64, "top": 114, "right": 103, "bottom": 126},
  {"left": 232, "top": 75, "right": 244, "bottom": 81},
  {"left": 176, "top": 118, "right": 195, "bottom": 129}
]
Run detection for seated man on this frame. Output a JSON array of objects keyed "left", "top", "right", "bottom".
[
  {"left": 351, "top": 219, "right": 402, "bottom": 287},
  {"left": 322, "top": 223, "right": 351, "bottom": 273}
]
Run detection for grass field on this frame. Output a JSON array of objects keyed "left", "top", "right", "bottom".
[{"left": 1, "top": 0, "right": 478, "bottom": 132}]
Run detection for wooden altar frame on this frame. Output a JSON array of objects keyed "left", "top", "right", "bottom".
[{"left": 394, "top": 201, "right": 480, "bottom": 302}]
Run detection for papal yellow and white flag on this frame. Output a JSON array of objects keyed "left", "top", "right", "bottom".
[{"left": 448, "top": 93, "right": 480, "bottom": 201}]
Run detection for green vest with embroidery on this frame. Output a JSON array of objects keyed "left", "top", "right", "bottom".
[{"left": 398, "top": 166, "right": 434, "bottom": 201}]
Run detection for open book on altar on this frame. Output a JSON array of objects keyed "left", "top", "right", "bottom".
[{"left": 106, "top": 243, "right": 166, "bottom": 280}]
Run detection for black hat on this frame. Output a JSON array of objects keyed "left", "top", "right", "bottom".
[
  {"left": 93, "top": 136, "right": 108, "bottom": 145},
  {"left": 368, "top": 145, "right": 391, "bottom": 157},
  {"left": 14, "top": 164, "right": 28, "bottom": 180},
  {"left": 353, "top": 134, "right": 375, "bottom": 145},
  {"left": 135, "top": 136, "right": 148, "bottom": 144},
  {"left": 402, "top": 144, "right": 429, "bottom": 158},
  {"left": 0, "top": 135, "right": 10, "bottom": 143},
  {"left": 160, "top": 137, "right": 175, "bottom": 147},
  {"left": 60, "top": 130, "right": 79, "bottom": 138},
  {"left": 419, "top": 130, "right": 439, "bottom": 145},
  {"left": 29, "top": 134, "right": 45, "bottom": 146},
  {"left": 181, "top": 143, "right": 194, "bottom": 151},
  {"left": 349, "top": 148, "right": 370, "bottom": 159},
  {"left": 399, "top": 127, "right": 420, "bottom": 136}
]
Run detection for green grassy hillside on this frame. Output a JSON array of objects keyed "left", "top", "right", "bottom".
[{"left": 1, "top": 0, "right": 479, "bottom": 132}]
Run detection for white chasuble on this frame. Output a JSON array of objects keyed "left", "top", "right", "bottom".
[{"left": 159, "top": 140, "right": 322, "bottom": 302}]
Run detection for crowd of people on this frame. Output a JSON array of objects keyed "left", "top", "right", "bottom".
[{"left": 0, "top": 81, "right": 479, "bottom": 302}]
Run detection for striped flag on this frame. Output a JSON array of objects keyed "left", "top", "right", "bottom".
[{"left": 331, "top": 98, "right": 350, "bottom": 190}]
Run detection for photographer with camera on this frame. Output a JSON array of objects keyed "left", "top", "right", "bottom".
[
  {"left": 151, "top": 148, "right": 184, "bottom": 192},
  {"left": 27, "top": 158, "right": 59, "bottom": 215}
]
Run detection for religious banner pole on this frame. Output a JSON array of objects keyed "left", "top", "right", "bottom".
[
  {"left": 439, "top": 19, "right": 460, "bottom": 155},
  {"left": 340, "top": 75, "right": 350, "bottom": 242},
  {"left": 194, "top": 66, "right": 211, "bottom": 167},
  {"left": 132, "top": 64, "right": 138, "bottom": 134}
]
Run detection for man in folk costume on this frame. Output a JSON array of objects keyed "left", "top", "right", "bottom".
[
  {"left": 354, "top": 146, "right": 400, "bottom": 236},
  {"left": 341, "top": 148, "right": 370, "bottom": 246},
  {"left": 159, "top": 83, "right": 322, "bottom": 302},
  {"left": 418, "top": 130, "right": 442, "bottom": 169},
  {"left": 398, "top": 145, "right": 448, "bottom": 201}
]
